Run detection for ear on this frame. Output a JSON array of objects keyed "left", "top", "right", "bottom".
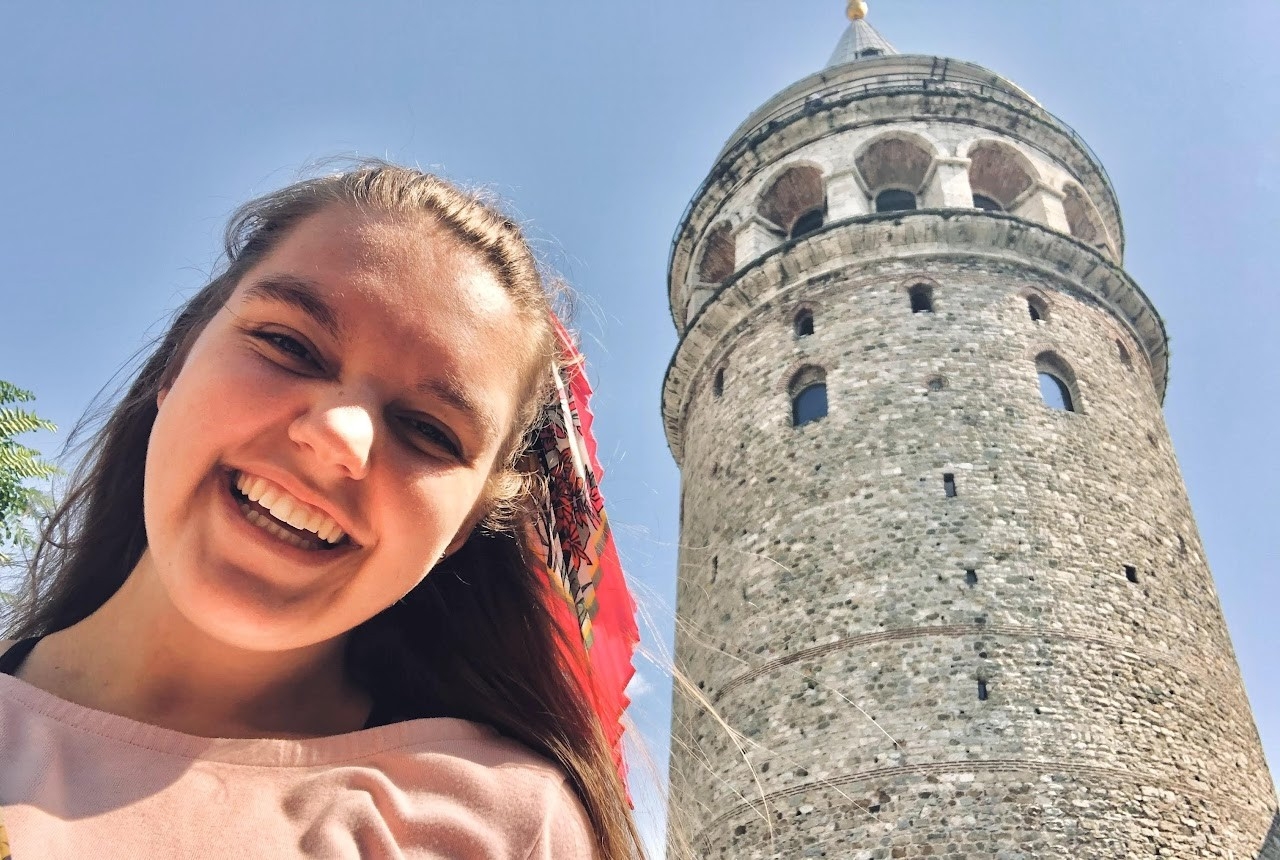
[
  {"left": 440, "top": 503, "right": 487, "bottom": 561},
  {"left": 441, "top": 527, "right": 472, "bottom": 561},
  {"left": 439, "top": 475, "right": 510, "bottom": 562}
]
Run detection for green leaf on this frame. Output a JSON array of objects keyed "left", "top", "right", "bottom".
[
  {"left": 0, "top": 444, "right": 57, "bottom": 479},
  {"left": 0, "top": 381, "right": 36, "bottom": 406},
  {"left": 0, "top": 381, "right": 58, "bottom": 564},
  {"left": 0, "top": 407, "right": 57, "bottom": 438}
]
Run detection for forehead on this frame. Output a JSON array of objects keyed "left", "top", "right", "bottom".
[{"left": 261, "top": 205, "right": 509, "bottom": 319}]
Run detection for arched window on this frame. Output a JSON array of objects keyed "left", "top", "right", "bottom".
[
  {"left": 909, "top": 284, "right": 934, "bottom": 314},
  {"left": 1035, "top": 352, "right": 1080, "bottom": 413},
  {"left": 967, "top": 141, "right": 1036, "bottom": 213},
  {"left": 794, "top": 308, "right": 814, "bottom": 338},
  {"left": 790, "top": 208, "right": 824, "bottom": 239},
  {"left": 789, "top": 366, "right": 828, "bottom": 427},
  {"left": 876, "top": 189, "right": 917, "bottom": 212},
  {"left": 1062, "top": 183, "right": 1111, "bottom": 256},
  {"left": 1039, "top": 372, "right": 1073, "bottom": 411},
  {"left": 856, "top": 135, "right": 934, "bottom": 212},
  {"left": 793, "top": 385, "right": 828, "bottom": 426},
  {"left": 697, "top": 224, "right": 735, "bottom": 285},
  {"left": 759, "top": 165, "right": 826, "bottom": 238},
  {"left": 1026, "top": 294, "right": 1049, "bottom": 322}
]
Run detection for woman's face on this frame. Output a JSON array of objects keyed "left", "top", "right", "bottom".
[{"left": 144, "top": 204, "right": 533, "bottom": 652}]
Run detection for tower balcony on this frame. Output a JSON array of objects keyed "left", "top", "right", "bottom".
[
  {"left": 661, "top": 209, "right": 1167, "bottom": 465},
  {"left": 668, "top": 55, "right": 1125, "bottom": 327}
]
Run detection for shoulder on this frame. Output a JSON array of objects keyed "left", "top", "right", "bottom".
[
  {"left": 526, "top": 777, "right": 594, "bottom": 860},
  {"left": 409, "top": 725, "right": 580, "bottom": 813},
  {"left": 389, "top": 723, "right": 594, "bottom": 857},
  {"left": 476, "top": 760, "right": 592, "bottom": 860}
]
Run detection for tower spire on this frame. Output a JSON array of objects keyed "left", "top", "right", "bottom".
[{"left": 829, "top": 0, "right": 896, "bottom": 67}]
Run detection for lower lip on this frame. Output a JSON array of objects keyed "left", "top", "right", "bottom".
[{"left": 218, "top": 470, "right": 354, "bottom": 565}]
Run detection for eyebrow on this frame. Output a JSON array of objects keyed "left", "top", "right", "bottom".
[
  {"left": 241, "top": 275, "right": 344, "bottom": 342},
  {"left": 417, "top": 375, "right": 501, "bottom": 448}
]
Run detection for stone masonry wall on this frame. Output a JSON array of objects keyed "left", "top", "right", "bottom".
[{"left": 666, "top": 216, "right": 1278, "bottom": 858}]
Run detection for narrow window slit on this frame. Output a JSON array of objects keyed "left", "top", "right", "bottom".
[
  {"left": 794, "top": 309, "right": 814, "bottom": 338},
  {"left": 977, "top": 680, "right": 989, "bottom": 701},
  {"left": 1125, "top": 565, "right": 1138, "bottom": 583},
  {"left": 1117, "top": 340, "right": 1133, "bottom": 369},
  {"left": 943, "top": 473, "right": 957, "bottom": 498},
  {"left": 909, "top": 284, "right": 934, "bottom": 314},
  {"left": 965, "top": 569, "right": 978, "bottom": 587}
]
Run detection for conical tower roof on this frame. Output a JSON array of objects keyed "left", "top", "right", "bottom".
[{"left": 827, "top": 13, "right": 896, "bottom": 67}]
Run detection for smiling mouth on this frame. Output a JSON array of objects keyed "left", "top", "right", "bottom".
[{"left": 227, "top": 471, "right": 350, "bottom": 553}]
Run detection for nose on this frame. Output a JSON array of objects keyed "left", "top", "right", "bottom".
[{"left": 289, "top": 398, "right": 375, "bottom": 480}]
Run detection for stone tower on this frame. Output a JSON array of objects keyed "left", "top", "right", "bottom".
[{"left": 663, "top": 8, "right": 1280, "bottom": 858}]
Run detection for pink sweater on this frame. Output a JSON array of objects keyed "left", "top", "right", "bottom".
[{"left": 0, "top": 672, "right": 595, "bottom": 859}]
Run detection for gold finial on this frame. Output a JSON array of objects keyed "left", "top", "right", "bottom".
[{"left": 847, "top": 0, "right": 868, "bottom": 21}]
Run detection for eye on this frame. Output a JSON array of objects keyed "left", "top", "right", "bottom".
[
  {"left": 252, "top": 330, "right": 321, "bottom": 370},
  {"left": 399, "top": 415, "right": 462, "bottom": 459}
]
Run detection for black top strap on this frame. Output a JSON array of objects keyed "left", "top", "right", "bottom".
[
  {"left": 362, "top": 699, "right": 401, "bottom": 730},
  {"left": 361, "top": 696, "right": 457, "bottom": 729},
  {"left": 0, "top": 634, "right": 449, "bottom": 730},
  {"left": 0, "top": 636, "right": 41, "bottom": 676}
]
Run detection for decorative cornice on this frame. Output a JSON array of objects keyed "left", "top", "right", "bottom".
[
  {"left": 661, "top": 210, "right": 1167, "bottom": 464},
  {"left": 667, "top": 59, "right": 1126, "bottom": 323}
]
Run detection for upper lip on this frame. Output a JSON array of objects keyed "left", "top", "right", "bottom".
[{"left": 230, "top": 466, "right": 362, "bottom": 547}]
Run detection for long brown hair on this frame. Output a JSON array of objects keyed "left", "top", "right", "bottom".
[{"left": 6, "top": 162, "right": 645, "bottom": 859}]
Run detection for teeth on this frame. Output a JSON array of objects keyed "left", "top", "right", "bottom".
[
  {"left": 272, "top": 497, "right": 296, "bottom": 524},
  {"left": 244, "top": 507, "right": 316, "bottom": 550},
  {"left": 301, "top": 510, "right": 322, "bottom": 534},
  {"left": 245, "top": 476, "right": 267, "bottom": 503},
  {"left": 234, "top": 471, "right": 347, "bottom": 545}
]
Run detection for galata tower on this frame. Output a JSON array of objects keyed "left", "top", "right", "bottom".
[{"left": 662, "top": 5, "right": 1280, "bottom": 857}]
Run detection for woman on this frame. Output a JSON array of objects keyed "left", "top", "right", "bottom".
[{"left": 0, "top": 163, "right": 644, "bottom": 859}]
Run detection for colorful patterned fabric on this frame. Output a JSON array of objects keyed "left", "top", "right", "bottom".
[{"left": 527, "top": 318, "right": 638, "bottom": 791}]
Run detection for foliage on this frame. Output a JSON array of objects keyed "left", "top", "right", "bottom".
[{"left": 0, "top": 380, "right": 57, "bottom": 571}]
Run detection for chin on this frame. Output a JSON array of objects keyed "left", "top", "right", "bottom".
[{"left": 161, "top": 556, "right": 350, "bottom": 654}]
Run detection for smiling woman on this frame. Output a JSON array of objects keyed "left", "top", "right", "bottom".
[{"left": 0, "top": 163, "right": 643, "bottom": 859}]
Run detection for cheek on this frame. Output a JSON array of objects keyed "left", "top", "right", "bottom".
[
  {"left": 382, "top": 472, "right": 492, "bottom": 561},
  {"left": 147, "top": 347, "right": 295, "bottom": 500}
]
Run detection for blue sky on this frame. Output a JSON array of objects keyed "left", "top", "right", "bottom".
[{"left": 2, "top": 1, "right": 1277, "bottom": 850}]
